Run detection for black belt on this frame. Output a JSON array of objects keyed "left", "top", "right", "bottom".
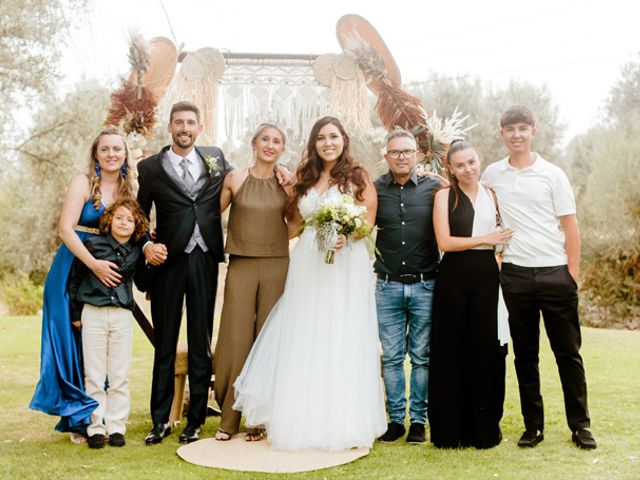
[{"left": 376, "top": 272, "right": 436, "bottom": 284}]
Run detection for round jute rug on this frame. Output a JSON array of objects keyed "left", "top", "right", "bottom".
[{"left": 176, "top": 434, "right": 370, "bottom": 473}]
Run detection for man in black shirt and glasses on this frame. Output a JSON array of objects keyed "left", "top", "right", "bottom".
[{"left": 374, "top": 129, "right": 440, "bottom": 444}]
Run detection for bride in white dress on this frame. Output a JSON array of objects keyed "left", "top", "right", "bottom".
[{"left": 233, "top": 117, "right": 387, "bottom": 451}]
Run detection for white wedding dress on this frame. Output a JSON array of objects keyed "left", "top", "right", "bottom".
[{"left": 233, "top": 185, "right": 387, "bottom": 451}]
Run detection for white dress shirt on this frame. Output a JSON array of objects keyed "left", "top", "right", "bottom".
[{"left": 167, "top": 147, "right": 202, "bottom": 183}]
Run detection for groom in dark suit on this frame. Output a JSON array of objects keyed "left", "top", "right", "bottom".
[{"left": 137, "top": 101, "right": 230, "bottom": 444}]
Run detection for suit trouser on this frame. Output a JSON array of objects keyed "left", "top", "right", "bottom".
[
  {"left": 500, "top": 263, "right": 590, "bottom": 432},
  {"left": 214, "top": 255, "right": 289, "bottom": 434},
  {"left": 81, "top": 304, "right": 133, "bottom": 436},
  {"left": 150, "top": 247, "right": 218, "bottom": 426}
]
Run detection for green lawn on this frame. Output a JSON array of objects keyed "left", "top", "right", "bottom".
[{"left": 1, "top": 316, "right": 639, "bottom": 479}]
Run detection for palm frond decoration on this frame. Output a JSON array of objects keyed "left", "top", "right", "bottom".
[
  {"left": 374, "top": 80, "right": 427, "bottom": 132},
  {"left": 128, "top": 32, "right": 151, "bottom": 93},
  {"left": 338, "top": 15, "right": 476, "bottom": 174},
  {"left": 413, "top": 109, "right": 477, "bottom": 173},
  {"left": 105, "top": 81, "right": 157, "bottom": 138},
  {"left": 105, "top": 32, "right": 157, "bottom": 139}
]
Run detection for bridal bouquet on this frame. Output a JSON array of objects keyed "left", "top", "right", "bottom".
[{"left": 305, "top": 194, "right": 374, "bottom": 264}]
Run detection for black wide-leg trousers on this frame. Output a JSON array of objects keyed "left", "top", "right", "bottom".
[
  {"left": 500, "top": 263, "right": 590, "bottom": 432},
  {"left": 149, "top": 247, "right": 218, "bottom": 426},
  {"left": 429, "top": 250, "right": 505, "bottom": 449}
]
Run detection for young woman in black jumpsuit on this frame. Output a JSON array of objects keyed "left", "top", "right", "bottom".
[{"left": 428, "top": 141, "right": 512, "bottom": 449}]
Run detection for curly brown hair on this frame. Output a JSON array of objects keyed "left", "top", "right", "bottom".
[
  {"left": 99, "top": 198, "right": 149, "bottom": 242},
  {"left": 288, "top": 116, "right": 367, "bottom": 219}
]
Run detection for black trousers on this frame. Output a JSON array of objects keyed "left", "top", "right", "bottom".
[
  {"left": 500, "top": 263, "right": 590, "bottom": 432},
  {"left": 429, "top": 250, "right": 505, "bottom": 449},
  {"left": 149, "top": 247, "right": 218, "bottom": 426}
]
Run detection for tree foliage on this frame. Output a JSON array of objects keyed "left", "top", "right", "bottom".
[
  {"left": 0, "top": 0, "right": 88, "bottom": 137},
  {"left": 0, "top": 81, "right": 110, "bottom": 278},
  {"left": 566, "top": 56, "right": 640, "bottom": 328},
  {"left": 406, "top": 74, "right": 565, "bottom": 166},
  {"left": 606, "top": 55, "right": 640, "bottom": 129},
  {"left": 574, "top": 124, "right": 640, "bottom": 328}
]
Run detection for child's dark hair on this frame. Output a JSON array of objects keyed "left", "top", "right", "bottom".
[{"left": 99, "top": 198, "right": 149, "bottom": 242}]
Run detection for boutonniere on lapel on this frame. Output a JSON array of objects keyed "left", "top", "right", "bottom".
[{"left": 203, "top": 155, "right": 222, "bottom": 176}]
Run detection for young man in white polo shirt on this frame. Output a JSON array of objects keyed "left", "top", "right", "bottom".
[{"left": 481, "top": 105, "right": 596, "bottom": 450}]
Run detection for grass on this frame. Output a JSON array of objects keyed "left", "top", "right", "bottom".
[{"left": 0, "top": 316, "right": 639, "bottom": 480}]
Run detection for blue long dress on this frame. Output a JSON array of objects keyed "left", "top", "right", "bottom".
[{"left": 30, "top": 199, "right": 103, "bottom": 433}]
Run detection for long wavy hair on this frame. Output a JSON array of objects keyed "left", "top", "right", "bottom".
[
  {"left": 288, "top": 116, "right": 367, "bottom": 219},
  {"left": 87, "top": 127, "right": 136, "bottom": 210}
]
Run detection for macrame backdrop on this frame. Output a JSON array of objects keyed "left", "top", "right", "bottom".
[
  {"left": 158, "top": 47, "right": 225, "bottom": 145},
  {"left": 157, "top": 50, "right": 373, "bottom": 165},
  {"left": 218, "top": 56, "right": 327, "bottom": 151}
]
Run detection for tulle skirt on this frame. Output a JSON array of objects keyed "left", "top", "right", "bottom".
[{"left": 233, "top": 230, "right": 387, "bottom": 451}]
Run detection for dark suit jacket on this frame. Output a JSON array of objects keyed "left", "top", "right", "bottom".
[{"left": 137, "top": 145, "right": 231, "bottom": 266}]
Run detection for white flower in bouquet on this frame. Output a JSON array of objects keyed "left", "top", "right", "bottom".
[{"left": 304, "top": 194, "right": 374, "bottom": 264}]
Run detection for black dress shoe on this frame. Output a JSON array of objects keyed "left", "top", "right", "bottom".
[
  {"left": 145, "top": 423, "right": 171, "bottom": 445},
  {"left": 517, "top": 429, "right": 544, "bottom": 448},
  {"left": 179, "top": 423, "right": 201, "bottom": 444},
  {"left": 572, "top": 428, "right": 597, "bottom": 449},
  {"left": 378, "top": 422, "right": 406, "bottom": 442},
  {"left": 88, "top": 434, "right": 105, "bottom": 449},
  {"left": 406, "top": 422, "right": 426, "bottom": 444},
  {"left": 108, "top": 432, "right": 126, "bottom": 447}
]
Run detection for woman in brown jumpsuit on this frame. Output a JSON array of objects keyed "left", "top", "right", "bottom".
[{"left": 213, "top": 123, "right": 290, "bottom": 441}]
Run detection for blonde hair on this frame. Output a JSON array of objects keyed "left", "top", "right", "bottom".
[
  {"left": 251, "top": 122, "right": 287, "bottom": 147},
  {"left": 88, "top": 127, "right": 136, "bottom": 209}
]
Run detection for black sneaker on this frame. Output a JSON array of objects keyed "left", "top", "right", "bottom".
[
  {"left": 108, "top": 433, "right": 126, "bottom": 447},
  {"left": 378, "top": 422, "right": 406, "bottom": 442},
  {"left": 88, "top": 434, "right": 105, "bottom": 449},
  {"left": 572, "top": 428, "right": 597, "bottom": 450},
  {"left": 517, "top": 429, "right": 544, "bottom": 448},
  {"left": 405, "top": 423, "right": 426, "bottom": 444}
]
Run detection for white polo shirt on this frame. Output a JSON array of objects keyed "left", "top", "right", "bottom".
[{"left": 481, "top": 154, "right": 576, "bottom": 267}]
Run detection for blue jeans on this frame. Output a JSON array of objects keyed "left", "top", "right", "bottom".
[{"left": 375, "top": 278, "right": 435, "bottom": 425}]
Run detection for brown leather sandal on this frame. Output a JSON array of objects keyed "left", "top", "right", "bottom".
[{"left": 214, "top": 429, "right": 232, "bottom": 441}]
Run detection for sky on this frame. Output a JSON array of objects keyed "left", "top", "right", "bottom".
[{"left": 62, "top": 0, "right": 639, "bottom": 142}]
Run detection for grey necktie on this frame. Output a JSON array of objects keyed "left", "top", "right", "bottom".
[
  {"left": 180, "top": 157, "right": 195, "bottom": 188},
  {"left": 113, "top": 246, "right": 130, "bottom": 305},
  {"left": 114, "top": 283, "right": 130, "bottom": 306}
]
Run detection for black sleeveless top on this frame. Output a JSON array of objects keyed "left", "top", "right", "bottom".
[{"left": 448, "top": 188, "right": 474, "bottom": 238}]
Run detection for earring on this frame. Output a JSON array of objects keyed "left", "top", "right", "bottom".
[
  {"left": 94, "top": 160, "right": 101, "bottom": 178},
  {"left": 121, "top": 164, "right": 127, "bottom": 178}
]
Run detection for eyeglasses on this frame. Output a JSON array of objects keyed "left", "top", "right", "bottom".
[{"left": 386, "top": 149, "right": 416, "bottom": 159}]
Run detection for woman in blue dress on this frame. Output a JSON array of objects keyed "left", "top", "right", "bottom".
[{"left": 30, "top": 127, "right": 137, "bottom": 442}]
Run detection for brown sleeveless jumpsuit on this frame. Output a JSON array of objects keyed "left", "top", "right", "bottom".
[{"left": 213, "top": 170, "right": 289, "bottom": 435}]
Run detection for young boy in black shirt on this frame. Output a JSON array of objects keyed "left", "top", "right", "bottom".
[{"left": 69, "top": 198, "right": 149, "bottom": 449}]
